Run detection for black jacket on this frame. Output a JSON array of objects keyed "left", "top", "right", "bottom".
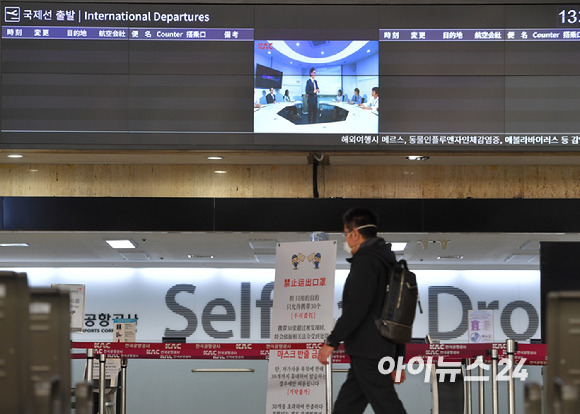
[{"left": 326, "top": 237, "right": 405, "bottom": 360}]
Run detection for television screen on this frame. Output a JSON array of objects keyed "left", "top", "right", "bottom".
[
  {"left": 254, "top": 40, "right": 378, "bottom": 134},
  {"left": 1, "top": 2, "right": 579, "bottom": 151},
  {"left": 255, "top": 64, "right": 283, "bottom": 90}
]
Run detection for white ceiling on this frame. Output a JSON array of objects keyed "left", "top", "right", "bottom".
[{"left": 1, "top": 230, "right": 579, "bottom": 270}]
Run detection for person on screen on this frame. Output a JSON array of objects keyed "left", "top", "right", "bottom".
[
  {"left": 333, "top": 89, "right": 346, "bottom": 119},
  {"left": 282, "top": 89, "right": 301, "bottom": 119},
  {"left": 305, "top": 67, "right": 320, "bottom": 124},
  {"left": 360, "top": 87, "right": 379, "bottom": 111},
  {"left": 266, "top": 88, "right": 277, "bottom": 104},
  {"left": 253, "top": 91, "right": 262, "bottom": 108},
  {"left": 349, "top": 88, "right": 362, "bottom": 105}
]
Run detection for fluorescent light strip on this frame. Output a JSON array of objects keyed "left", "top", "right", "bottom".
[
  {"left": 106, "top": 240, "right": 136, "bottom": 249},
  {"left": 391, "top": 242, "right": 407, "bottom": 252}
]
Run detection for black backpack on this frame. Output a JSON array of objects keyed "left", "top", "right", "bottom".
[{"left": 365, "top": 253, "right": 422, "bottom": 344}]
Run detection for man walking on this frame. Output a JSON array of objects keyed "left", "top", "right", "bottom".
[{"left": 318, "top": 207, "right": 407, "bottom": 414}]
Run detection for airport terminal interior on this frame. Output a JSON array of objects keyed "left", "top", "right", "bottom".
[{"left": 2, "top": 0, "right": 580, "bottom": 413}]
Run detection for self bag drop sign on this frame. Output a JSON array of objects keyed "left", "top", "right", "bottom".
[{"left": 20, "top": 268, "right": 540, "bottom": 342}]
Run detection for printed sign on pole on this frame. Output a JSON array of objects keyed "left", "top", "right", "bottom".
[
  {"left": 113, "top": 318, "right": 137, "bottom": 343},
  {"left": 270, "top": 240, "right": 337, "bottom": 342},
  {"left": 266, "top": 349, "right": 327, "bottom": 414},
  {"left": 52, "top": 283, "right": 85, "bottom": 332},
  {"left": 266, "top": 240, "right": 337, "bottom": 414},
  {"left": 468, "top": 309, "right": 494, "bottom": 343}
]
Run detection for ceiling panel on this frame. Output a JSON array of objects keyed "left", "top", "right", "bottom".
[{"left": 1, "top": 230, "right": 579, "bottom": 270}]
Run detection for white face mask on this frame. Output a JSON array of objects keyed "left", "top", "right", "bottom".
[
  {"left": 343, "top": 224, "right": 377, "bottom": 256},
  {"left": 343, "top": 241, "right": 352, "bottom": 255}
]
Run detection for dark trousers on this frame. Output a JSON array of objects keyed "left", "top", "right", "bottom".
[
  {"left": 333, "top": 356, "right": 406, "bottom": 414},
  {"left": 308, "top": 102, "right": 317, "bottom": 123}
]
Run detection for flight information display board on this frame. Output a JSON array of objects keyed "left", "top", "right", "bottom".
[{"left": 1, "top": 3, "right": 579, "bottom": 150}]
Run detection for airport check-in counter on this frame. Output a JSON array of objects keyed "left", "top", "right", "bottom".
[{"left": 4, "top": 268, "right": 580, "bottom": 414}]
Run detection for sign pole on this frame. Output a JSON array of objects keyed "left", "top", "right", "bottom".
[{"left": 325, "top": 360, "right": 333, "bottom": 414}]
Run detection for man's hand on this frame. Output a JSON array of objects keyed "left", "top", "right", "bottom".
[
  {"left": 317, "top": 343, "right": 335, "bottom": 365},
  {"left": 392, "top": 369, "right": 406, "bottom": 384}
]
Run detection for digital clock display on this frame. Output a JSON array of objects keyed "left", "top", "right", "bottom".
[{"left": 558, "top": 7, "right": 580, "bottom": 25}]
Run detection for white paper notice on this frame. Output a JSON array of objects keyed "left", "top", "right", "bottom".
[
  {"left": 468, "top": 309, "right": 494, "bottom": 343},
  {"left": 266, "top": 240, "right": 337, "bottom": 414},
  {"left": 270, "top": 240, "right": 337, "bottom": 343},
  {"left": 113, "top": 318, "right": 137, "bottom": 342},
  {"left": 52, "top": 283, "right": 85, "bottom": 332},
  {"left": 266, "top": 349, "right": 326, "bottom": 414}
]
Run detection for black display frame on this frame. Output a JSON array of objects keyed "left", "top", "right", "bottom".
[{"left": 1, "top": 1, "right": 580, "bottom": 151}]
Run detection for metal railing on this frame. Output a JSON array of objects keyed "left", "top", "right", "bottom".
[{"left": 77, "top": 339, "right": 548, "bottom": 414}]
